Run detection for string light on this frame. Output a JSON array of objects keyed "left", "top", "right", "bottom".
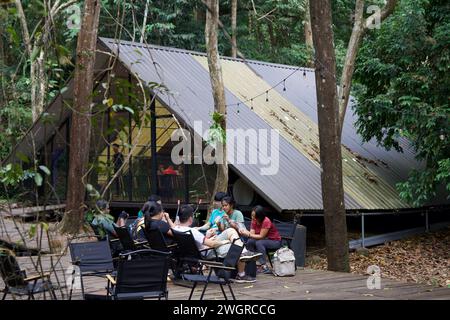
[
  {"left": 237, "top": 102, "right": 240, "bottom": 114},
  {"left": 303, "top": 70, "right": 307, "bottom": 78},
  {"left": 266, "top": 91, "right": 269, "bottom": 102},
  {"left": 251, "top": 99, "right": 254, "bottom": 110},
  {"left": 225, "top": 66, "right": 306, "bottom": 108},
  {"left": 440, "top": 129, "right": 445, "bottom": 141},
  {"left": 368, "top": 112, "right": 372, "bottom": 121}
]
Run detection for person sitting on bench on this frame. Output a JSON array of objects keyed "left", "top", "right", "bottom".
[{"left": 239, "top": 205, "right": 281, "bottom": 274}]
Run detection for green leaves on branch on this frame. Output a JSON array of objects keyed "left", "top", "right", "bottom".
[
  {"left": 28, "top": 222, "right": 49, "bottom": 239},
  {"left": 0, "top": 163, "right": 51, "bottom": 188},
  {"left": 207, "top": 112, "right": 226, "bottom": 146},
  {"left": 354, "top": 0, "right": 450, "bottom": 206}
]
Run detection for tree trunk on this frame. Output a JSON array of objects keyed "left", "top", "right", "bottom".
[
  {"left": 338, "top": 0, "right": 398, "bottom": 133},
  {"left": 231, "top": 0, "right": 237, "bottom": 58},
  {"left": 304, "top": 0, "right": 314, "bottom": 67},
  {"left": 140, "top": 0, "right": 150, "bottom": 43},
  {"left": 31, "top": 49, "right": 47, "bottom": 122},
  {"left": 205, "top": 0, "right": 228, "bottom": 211},
  {"left": 60, "top": 0, "right": 101, "bottom": 235},
  {"left": 14, "top": 0, "right": 32, "bottom": 56},
  {"left": 0, "top": 21, "right": 6, "bottom": 106},
  {"left": 16, "top": 0, "right": 77, "bottom": 122},
  {"left": 310, "top": 0, "right": 349, "bottom": 272},
  {"left": 267, "top": 20, "right": 276, "bottom": 56}
]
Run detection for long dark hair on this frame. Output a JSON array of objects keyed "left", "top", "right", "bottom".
[
  {"left": 222, "top": 196, "right": 236, "bottom": 210},
  {"left": 143, "top": 201, "right": 162, "bottom": 229},
  {"left": 252, "top": 205, "right": 266, "bottom": 224}
]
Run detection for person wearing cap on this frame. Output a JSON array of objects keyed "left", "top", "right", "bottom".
[{"left": 195, "top": 191, "right": 227, "bottom": 236}]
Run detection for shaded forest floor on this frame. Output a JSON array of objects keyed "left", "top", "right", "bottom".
[{"left": 306, "top": 227, "right": 450, "bottom": 287}]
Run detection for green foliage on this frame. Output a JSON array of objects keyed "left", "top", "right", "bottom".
[
  {"left": 354, "top": 0, "right": 450, "bottom": 206},
  {"left": 208, "top": 111, "right": 226, "bottom": 145},
  {"left": 0, "top": 78, "right": 33, "bottom": 160},
  {"left": 0, "top": 163, "right": 33, "bottom": 187}
]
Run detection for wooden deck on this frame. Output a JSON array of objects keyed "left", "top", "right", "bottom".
[{"left": 1, "top": 214, "right": 449, "bottom": 300}]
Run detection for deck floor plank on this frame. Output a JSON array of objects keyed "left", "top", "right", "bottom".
[{"left": 1, "top": 216, "right": 449, "bottom": 300}]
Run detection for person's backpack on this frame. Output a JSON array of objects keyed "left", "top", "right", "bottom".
[{"left": 272, "top": 247, "right": 296, "bottom": 277}]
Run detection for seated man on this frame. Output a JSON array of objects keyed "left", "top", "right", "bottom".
[{"left": 174, "top": 205, "right": 261, "bottom": 283}]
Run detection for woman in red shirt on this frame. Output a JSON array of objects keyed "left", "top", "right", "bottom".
[{"left": 239, "top": 205, "right": 281, "bottom": 274}]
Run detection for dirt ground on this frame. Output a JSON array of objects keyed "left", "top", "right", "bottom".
[{"left": 305, "top": 227, "right": 450, "bottom": 287}]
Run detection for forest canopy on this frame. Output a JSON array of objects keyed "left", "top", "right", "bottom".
[{"left": 0, "top": 0, "right": 448, "bottom": 206}]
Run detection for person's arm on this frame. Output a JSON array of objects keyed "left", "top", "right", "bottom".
[
  {"left": 196, "top": 221, "right": 211, "bottom": 231},
  {"left": 161, "top": 212, "right": 175, "bottom": 237},
  {"left": 227, "top": 219, "right": 240, "bottom": 231},
  {"left": 217, "top": 214, "right": 227, "bottom": 232},
  {"left": 246, "top": 228, "right": 268, "bottom": 240}
]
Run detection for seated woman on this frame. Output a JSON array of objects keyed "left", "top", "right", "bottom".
[
  {"left": 195, "top": 191, "right": 227, "bottom": 236},
  {"left": 238, "top": 205, "right": 282, "bottom": 274},
  {"left": 141, "top": 201, "right": 176, "bottom": 244},
  {"left": 216, "top": 196, "right": 246, "bottom": 233}
]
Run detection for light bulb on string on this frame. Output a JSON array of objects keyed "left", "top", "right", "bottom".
[
  {"left": 266, "top": 91, "right": 269, "bottom": 102},
  {"left": 440, "top": 129, "right": 445, "bottom": 141},
  {"left": 251, "top": 99, "right": 254, "bottom": 110},
  {"left": 283, "top": 80, "right": 286, "bottom": 91},
  {"left": 303, "top": 70, "right": 307, "bottom": 79},
  {"left": 237, "top": 102, "right": 240, "bottom": 114},
  {"left": 368, "top": 112, "right": 372, "bottom": 121}
]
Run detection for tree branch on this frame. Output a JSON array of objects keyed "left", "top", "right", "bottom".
[
  {"left": 364, "top": 0, "right": 398, "bottom": 31},
  {"left": 338, "top": 0, "right": 398, "bottom": 133}
]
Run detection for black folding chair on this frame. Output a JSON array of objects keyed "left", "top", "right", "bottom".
[
  {"left": 181, "top": 239, "right": 244, "bottom": 300},
  {"left": 68, "top": 236, "right": 115, "bottom": 300},
  {"left": 0, "top": 249, "right": 57, "bottom": 300},
  {"left": 106, "top": 249, "right": 170, "bottom": 300},
  {"left": 171, "top": 229, "right": 218, "bottom": 277},
  {"left": 143, "top": 227, "right": 176, "bottom": 253},
  {"left": 113, "top": 225, "right": 148, "bottom": 252}
]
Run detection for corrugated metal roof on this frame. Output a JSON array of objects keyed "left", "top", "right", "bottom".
[
  {"left": 97, "top": 37, "right": 414, "bottom": 210},
  {"left": 6, "top": 37, "right": 429, "bottom": 211},
  {"left": 192, "top": 56, "right": 409, "bottom": 209}
]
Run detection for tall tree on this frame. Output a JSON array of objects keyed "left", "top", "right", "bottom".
[
  {"left": 303, "top": 0, "right": 313, "bottom": 67},
  {"left": 205, "top": 0, "right": 228, "bottom": 207},
  {"left": 60, "top": 0, "right": 101, "bottom": 234},
  {"left": 310, "top": 0, "right": 349, "bottom": 272},
  {"left": 14, "top": 0, "right": 77, "bottom": 122},
  {"left": 310, "top": 0, "right": 398, "bottom": 271},
  {"left": 231, "top": 0, "right": 237, "bottom": 58},
  {"left": 304, "top": 0, "right": 313, "bottom": 49}
]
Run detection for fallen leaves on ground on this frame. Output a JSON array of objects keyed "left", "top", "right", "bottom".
[{"left": 306, "top": 227, "right": 450, "bottom": 287}]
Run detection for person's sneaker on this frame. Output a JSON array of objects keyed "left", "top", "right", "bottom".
[
  {"left": 239, "top": 251, "right": 263, "bottom": 262},
  {"left": 233, "top": 274, "right": 256, "bottom": 283},
  {"left": 257, "top": 265, "right": 273, "bottom": 275}
]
